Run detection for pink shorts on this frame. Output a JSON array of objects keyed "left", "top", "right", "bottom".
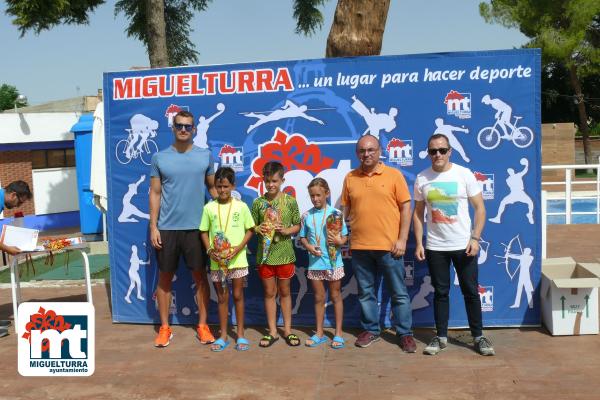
[
  {"left": 307, "top": 267, "right": 345, "bottom": 281},
  {"left": 210, "top": 267, "right": 249, "bottom": 283}
]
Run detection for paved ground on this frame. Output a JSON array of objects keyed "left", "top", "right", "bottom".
[{"left": 0, "top": 224, "right": 599, "bottom": 400}]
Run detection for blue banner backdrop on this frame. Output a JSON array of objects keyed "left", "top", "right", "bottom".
[{"left": 104, "top": 49, "right": 541, "bottom": 327}]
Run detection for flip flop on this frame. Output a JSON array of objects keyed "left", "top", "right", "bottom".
[
  {"left": 331, "top": 336, "right": 345, "bottom": 349},
  {"left": 285, "top": 333, "right": 301, "bottom": 347},
  {"left": 210, "top": 338, "right": 230, "bottom": 352},
  {"left": 305, "top": 334, "right": 328, "bottom": 347},
  {"left": 235, "top": 337, "right": 250, "bottom": 351},
  {"left": 259, "top": 334, "right": 279, "bottom": 348}
]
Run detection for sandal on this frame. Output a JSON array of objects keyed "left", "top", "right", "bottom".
[
  {"left": 210, "top": 338, "right": 230, "bottom": 352},
  {"left": 284, "top": 333, "right": 301, "bottom": 347},
  {"left": 331, "top": 336, "right": 345, "bottom": 349},
  {"left": 305, "top": 334, "right": 328, "bottom": 347},
  {"left": 235, "top": 337, "right": 250, "bottom": 351},
  {"left": 259, "top": 334, "right": 279, "bottom": 348}
]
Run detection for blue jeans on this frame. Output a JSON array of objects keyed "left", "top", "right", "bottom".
[{"left": 352, "top": 250, "right": 413, "bottom": 336}]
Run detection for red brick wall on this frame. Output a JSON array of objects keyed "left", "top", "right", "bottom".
[{"left": 0, "top": 151, "right": 35, "bottom": 217}]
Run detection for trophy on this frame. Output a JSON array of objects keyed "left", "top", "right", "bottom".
[
  {"left": 261, "top": 205, "right": 281, "bottom": 264},
  {"left": 326, "top": 210, "right": 343, "bottom": 268},
  {"left": 212, "top": 231, "right": 232, "bottom": 282}
]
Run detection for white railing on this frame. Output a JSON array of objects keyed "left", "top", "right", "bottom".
[{"left": 541, "top": 159, "right": 600, "bottom": 259}]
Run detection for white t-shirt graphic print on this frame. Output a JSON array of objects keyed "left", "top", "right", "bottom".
[{"left": 414, "top": 163, "right": 481, "bottom": 251}]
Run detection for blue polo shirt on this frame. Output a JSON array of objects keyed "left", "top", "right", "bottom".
[{"left": 150, "top": 145, "right": 215, "bottom": 230}]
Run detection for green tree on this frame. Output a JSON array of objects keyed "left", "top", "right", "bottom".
[
  {"left": 480, "top": 0, "right": 600, "bottom": 164},
  {"left": 5, "top": 0, "right": 211, "bottom": 68},
  {"left": 0, "top": 84, "right": 28, "bottom": 111},
  {"left": 293, "top": 0, "right": 391, "bottom": 57}
]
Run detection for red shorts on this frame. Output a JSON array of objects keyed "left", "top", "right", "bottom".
[{"left": 258, "top": 263, "right": 295, "bottom": 280}]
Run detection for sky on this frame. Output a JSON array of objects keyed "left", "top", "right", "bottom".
[{"left": 0, "top": 0, "right": 529, "bottom": 106}]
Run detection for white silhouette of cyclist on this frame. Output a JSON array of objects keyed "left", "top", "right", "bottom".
[
  {"left": 411, "top": 275, "right": 434, "bottom": 310},
  {"left": 351, "top": 95, "right": 398, "bottom": 139},
  {"left": 125, "top": 244, "right": 151, "bottom": 304},
  {"left": 245, "top": 100, "right": 324, "bottom": 133},
  {"left": 125, "top": 114, "right": 158, "bottom": 159},
  {"left": 482, "top": 95, "right": 513, "bottom": 136},
  {"left": 118, "top": 175, "right": 150, "bottom": 223},
  {"left": 507, "top": 247, "right": 534, "bottom": 309},
  {"left": 489, "top": 158, "right": 534, "bottom": 224},
  {"left": 194, "top": 103, "right": 225, "bottom": 148}
]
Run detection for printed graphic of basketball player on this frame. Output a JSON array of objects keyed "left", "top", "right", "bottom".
[
  {"left": 245, "top": 100, "right": 324, "bottom": 133},
  {"left": 418, "top": 118, "right": 470, "bottom": 162},
  {"left": 118, "top": 175, "right": 150, "bottom": 223},
  {"left": 350, "top": 95, "right": 398, "bottom": 139},
  {"left": 125, "top": 244, "right": 151, "bottom": 304},
  {"left": 489, "top": 158, "right": 534, "bottom": 224},
  {"left": 411, "top": 275, "right": 434, "bottom": 310},
  {"left": 194, "top": 103, "right": 225, "bottom": 148}
]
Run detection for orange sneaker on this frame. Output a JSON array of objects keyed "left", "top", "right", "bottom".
[
  {"left": 196, "top": 324, "right": 215, "bottom": 344},
  {"left": 154, "top": 326, "right": 173, "bottom": 348}
]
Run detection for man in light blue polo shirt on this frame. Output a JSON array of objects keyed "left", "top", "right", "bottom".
[{"left": 149, "top": 110, "right": 217, "bottom": 348}]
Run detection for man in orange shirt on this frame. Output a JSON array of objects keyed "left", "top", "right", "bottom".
[{"left": 341, "top": 135, "right": 416, "bottom": 352}]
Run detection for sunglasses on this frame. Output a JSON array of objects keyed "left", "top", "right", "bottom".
[
  {"left": 427, "top": 147, "right": 450, "bottom": 156},
  {"left": 173, "top": 122, "right": 194, "bottom": 132}
]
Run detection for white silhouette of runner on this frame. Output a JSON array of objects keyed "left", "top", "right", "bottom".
[
  {"left": 194, "top": 103, "right": 225, "bottom": 148},
  {"left": 118, "top": 175, "right": 150, "bottom": 223},
  {"left": 245, "top": 100, "right": 324, "bottom": 133},
  {"left": 507, "top": 247, "right": 534, "bottom": 309},
  {"left": 482, "top": 94, "right": 513, "bottom": 136},
  {"left": 291, "top": 266, "right": 308, "bottom": 315},
  {"left": 489, "top": 158, "right": 534, "bottom": 224},
  {"left": 351, "top": 95, "right": 398, "bottom": 139},
  {"left": 411, "top": 275, "right": 434, "bottom": 310},
  {"left": 418, "top": 118, "right": 470, "bottom": 162},
  {"left": 125, "top": 244, "right": 151, "bottom": 303},
  {"left": 325, "top": 275, "right": 358, "bottom": 307},
  {"left": 125, "top": 114, "right": 158, "bottom": 159}
]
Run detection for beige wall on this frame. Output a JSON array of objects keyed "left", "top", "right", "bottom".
[{"left": 541, "top": 123, "right": 576, "bottom": 183}]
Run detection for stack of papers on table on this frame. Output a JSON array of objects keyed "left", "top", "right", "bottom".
[{"left": 0, "top": 225, "right": 40, "bottom": 252}]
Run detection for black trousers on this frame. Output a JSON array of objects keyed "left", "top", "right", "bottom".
[{"left": 425, "top": 249, "right": 483, "bottom": 338}]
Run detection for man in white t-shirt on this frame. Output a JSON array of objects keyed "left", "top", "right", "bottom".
[{"left": 413, "top": 133, "right": 494, "bottom": 356}]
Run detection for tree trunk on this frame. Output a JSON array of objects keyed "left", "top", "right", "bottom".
[
  {"left": 568, "top": 64, "right": 593, "bottom": 165},
  {"left": 146, "top": 0, "right": 169, "bottom": 68},
  {"left": 326, "top": 0, "right": 391, "bottom": 57}
]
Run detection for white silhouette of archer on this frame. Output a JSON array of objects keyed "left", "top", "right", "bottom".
[
  {"left": 482, "top": 94, "right": 513, "bottom": 137},
  {"left": 245, "top": 100, "right": 324, "bottom": 133},
  {"left": 351, "top": 95, "right": 398, "bottom": 139},
  {"left": 508, "top": 247, "right": 534, "bottom": 309},
  {"left": 489, "top": 158, "right": 534, "bottom": 224},
  {"left": 118, "top": 175, "right": 150, "bottom": 223},
  {"left": 411, "top": 275, "right": 434, "bottom": 310},
  {"left": 194, "top": 103, "right": 225, "bottom": 148},
  {"left": 125, "top": 244, "right": 151, "bottom": 303},
  {"left": 418, "top": 118, "right": 470, "bottom": 162}
]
